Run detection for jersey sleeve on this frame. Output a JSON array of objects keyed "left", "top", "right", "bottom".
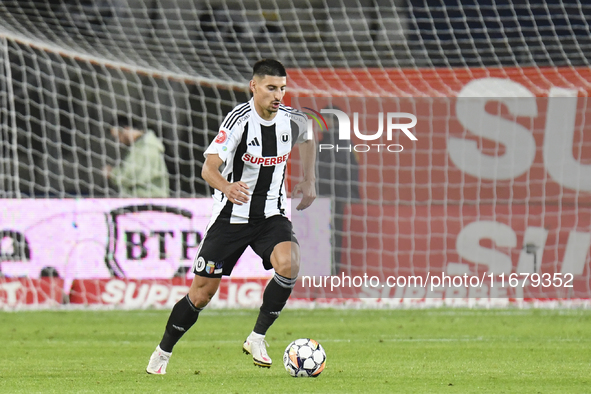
[
  {"left": 204, "top": 115, "right": 245, "bottom": 162},
  {"left": 290, "top": 109, "right": 311, "bottom": 143}
]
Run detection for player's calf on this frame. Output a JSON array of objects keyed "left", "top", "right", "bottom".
[
  {"left": 243, "top": 272, "right": 297, "bottom": 368},
  {"left": 254, "top": 272, "right": 297, "bottom": 336}
]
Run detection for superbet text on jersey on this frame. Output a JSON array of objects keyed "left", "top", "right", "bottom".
[{"left": 204, "top": 98, "right": 309, "bottom": 224}]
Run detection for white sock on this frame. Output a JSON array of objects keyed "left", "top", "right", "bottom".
[
  {"left": 156, "top": 345, "right": 172, "bottom": 356},
  {"left": 249, "top": 331, "right": 265, "bottom": 340}
]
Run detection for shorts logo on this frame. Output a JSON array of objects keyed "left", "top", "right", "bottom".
[
  {"left": 214, "top": 261, "right": 224, "bottom": 275},
  {"left": 205, "top": 261, "right": 216, "bottom": 274},
  {"left": 280, "top": 132, "right": 290, "bottom": 144},
  {"left": 214, "top": 130, "right": 227, "bottom": 144},
  {"left": 195, "top": 256, "right": 205, "bottom": 272}
]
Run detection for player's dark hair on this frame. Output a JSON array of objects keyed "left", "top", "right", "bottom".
[
  {"left": 252, "top": 59, "right": 286, "bottom": 78},
  {"left": 115, "top": 113, "right": 143, "bottom": 130},
  {"left": 116, "top": 114, "right": 132, "bottom": 128}
]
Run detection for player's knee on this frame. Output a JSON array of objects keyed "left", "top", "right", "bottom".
[
  {"left": 188, "top": 287, "right": 215, "bottom": 308},
  {"left": 290, "top": 250, "right": 300, "bottom": 277},
  {"left": 290, "top": 245, "right": 301, "bottom": 276},
  {"left": 188, "top": 278, "right": 220, "bottom": 308},
  {"left": 274, "top": 251, "right": 299, "bottom": 278}
]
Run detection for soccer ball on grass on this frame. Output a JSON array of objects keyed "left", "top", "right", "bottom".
[{"left": 283, "top": 338, "right": 326, "bottom": 377}]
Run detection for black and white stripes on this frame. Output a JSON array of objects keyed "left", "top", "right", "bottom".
[
  {"left": 222, "top": 102, "right": 251, "bottom": 130},
  {"left": 273, "top": 272, "right": 298, "bottom": 289},
  {"left": 204, "top": 98, "right": 310, "bottom": 224}
]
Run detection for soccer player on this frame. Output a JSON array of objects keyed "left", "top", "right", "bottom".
[{"left": 146, "top": 59, "right": 316, "bottom": 374}]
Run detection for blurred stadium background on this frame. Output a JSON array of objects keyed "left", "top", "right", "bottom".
[{"left": 0, "top": 0, "right": 590, "bottom": 308}]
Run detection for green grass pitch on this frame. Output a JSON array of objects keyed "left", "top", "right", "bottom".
[{"left": 1, "top": 308, "right": 590, "bottom": 393}]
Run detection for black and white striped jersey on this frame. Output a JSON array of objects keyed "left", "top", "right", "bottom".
[{"left": 204, "top": 98, "right": 308, "bottom": 224}]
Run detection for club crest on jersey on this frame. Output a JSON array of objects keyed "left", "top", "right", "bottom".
[
  {"left": 280, "top": 132, "right": 290, "bottom": 144},
  {"left": 205, "top": 261, "right": 216, "bottom": 274},
  {"left": 214, "top": 130, "right": 227, "bottom": 144},
  {"left": 195, "top": 256, "right": 205, "bottom": 272},
  {"left": 242, "top": 152, "right": 290, "bottom": 166}
]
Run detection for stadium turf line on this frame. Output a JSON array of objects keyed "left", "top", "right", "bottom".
[{"left": 1, "top": 308, "right": 590, "bottom": 393}]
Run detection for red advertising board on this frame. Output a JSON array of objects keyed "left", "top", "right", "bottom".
[
  {"left": 0, "top": 277, "right": 63, "bottom": 307},
  {"left": 69, "top": 278, "right": 270, "bottom": 308},
  {"left": 286, "top": 68, "right": 591, "bottom": 301},
  {"left": 343, "top": 204, "right": 591, "bottom": 299},
  {"left": 290, "top": 95, "right": 591, "bottom": 204},
  {"left": 287, "top": 67, "right": 591, "bottom": 98}
]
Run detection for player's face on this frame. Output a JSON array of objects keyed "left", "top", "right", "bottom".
[
  {"left": 111, "top": 127, "right": 132, "bottom": 145},
  {"left": 250, "top": 75, "right": 287, "bottom": 120}
]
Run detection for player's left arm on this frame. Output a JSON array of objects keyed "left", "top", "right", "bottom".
[{"left": 293, "top": 138, "right": 317, "bottom": 211}]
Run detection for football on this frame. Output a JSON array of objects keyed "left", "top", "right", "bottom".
[{"left": 283, "top": 338, "right": 326, "bottom": 378}]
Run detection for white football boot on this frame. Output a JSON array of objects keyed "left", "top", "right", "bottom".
[
  {"left": 242, "top": 332, "right": 272, "bottom": 368},
  {"left": 146, "top": 345, "right": 172, "bottom": 375}
]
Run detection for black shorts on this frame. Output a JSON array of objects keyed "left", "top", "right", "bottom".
[{"left": 192, "top": 215, "right": 298, "bottom": 278}]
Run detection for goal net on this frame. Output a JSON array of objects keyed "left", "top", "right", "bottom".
[{"left": 0, "top": 0, "right": 590, "bottom": 308}]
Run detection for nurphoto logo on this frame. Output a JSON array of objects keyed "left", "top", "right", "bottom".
[{"left": 303, "top": 107, "right": 417, "bottom": 153}]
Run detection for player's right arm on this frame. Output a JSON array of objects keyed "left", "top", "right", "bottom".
[
  {"left": 203, "top": 106, "right": 252, "bottom": 204},
  {"left": 202, "top": 154, "right": 250, "bottom": 205}
]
